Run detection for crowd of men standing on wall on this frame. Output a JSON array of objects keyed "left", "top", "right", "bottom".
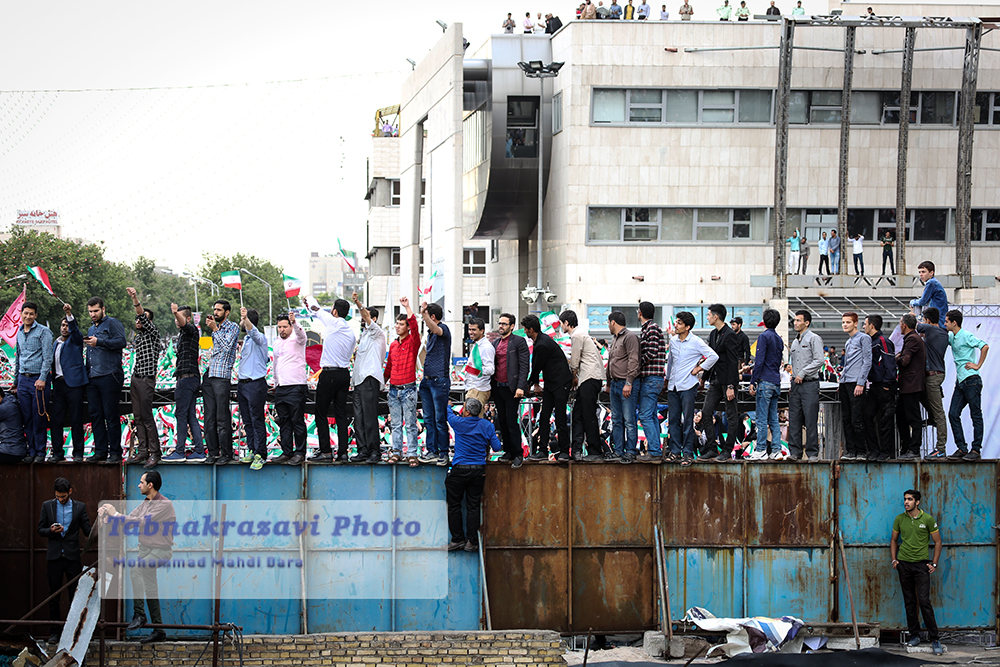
[{"left": 0, "top": 257, "right": 989, "bottom": 470}]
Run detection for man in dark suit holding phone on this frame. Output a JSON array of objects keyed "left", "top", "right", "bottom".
[
  {"left": 50, "top": 303, "right": 89, "bottom": 463},
  {"left": 37, "top": 478, "right": 92, "bottom": 643}
]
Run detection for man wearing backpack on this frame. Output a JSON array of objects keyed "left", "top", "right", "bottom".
[{"left": 863, "top": 315, "right": 896, "bottom": 462}]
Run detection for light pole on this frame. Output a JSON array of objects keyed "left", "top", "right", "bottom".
[
  {"left": 240, "top": 268, "right": 273, "bottom": 326},
  {"left": 183, "top": 273, "right": 220, "bottom": 313},
  {"left": 517, "top": 60, "right": 563, "bottom": 305}
]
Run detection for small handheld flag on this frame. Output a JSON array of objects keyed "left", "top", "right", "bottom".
[
  {"left": 26, "top": 265, "right": 56, "bottom": 296},
  {"left": 221, "top": 271, "right": 242, "bottom": 289},
  {"left": 464, "top": 343, "right": 484, "bottom": 377},
  {"left": 337, "top": 238, "right": 356, "bottom": 272},
  {"left": 282, "top": 274, "right": 302, "bottom": 298}
]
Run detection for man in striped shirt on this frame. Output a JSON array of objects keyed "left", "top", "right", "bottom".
[
  {"left": 125, "top": 287, "right": 162, "bottom": 468},
  {"left": 203, "top": 299, "right": 239, "bottom": 465}
]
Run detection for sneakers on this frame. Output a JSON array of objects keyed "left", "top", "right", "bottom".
[
  {"left": 907, "top": 635, "right": 921, "bottom": 647},
  {"left": 511, "top": 457, "right": 523, "bottom": 469},
  {"left": 947, "top": 450, "right": 967, "bottom": 461},
  {"left": 603, "top": 452, "right": 622, "bottom": 463},
  {"left": 696, "top": 451, "right": 717, "bottom": 462},
  {"left": 239, "top": 453, "right": 255, "bottom": 464},
  {"left": 963, "top": 450, "right": 981, "bottom": 461},
  {"left": 447, "top": 540, "right": 465, "bottom": 552},
  {"left": 187, "top": 451, "right": 207, "bottom": 462},
  {"left": 924, "top": 450, "right": 948, "bottom": 461},
  {"left": 840, "top": 452, "right": 857, "bottom": 461},
  {"left": 162, "top": 449, "right": 187, "bottom": 461},
  {"left": 250, "top": 455, "right": 264, "bottom": 471},
  {"left": 435, "top": 455, "right": 450, "bottom": 467},
  {"left": 582, "top": 454, "right": 605, "bottom": 463},
  {"left": 769, "top": 450, "right": 785, "bottom": 460},
  {"left": 897, "top": 451, "right": 918, "bottom": 461},
  {"left": 748, "top": 448, "right": 768, "bottom": 461},
  {"left": 417, "top": 452, "right": 437, "bottom": 464},
  {"left": 932, "top": 641, "right": 943, "bottom": 656},
  {"left": 713, "top": 452, "right": 731, "bottom": 463}
]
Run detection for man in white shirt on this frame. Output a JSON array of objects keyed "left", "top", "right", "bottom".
[
  {"left": 638, "top": 1, "right": 652, "bottom": 18},
  {"left": 666, "top": 311, "right": 719, "bottom": 466},
  {"left": 463, "top": 318, "right": 495, "bottom": 410},
  {"left": 660, "top": 4, "right": 670, "bottom": 19},
  {"left": 350, "top": 293, "right": 387, "bottom": 463},
  {"left": 852, "top": 234, "right": 866, "bottom": 276},
  {"left": 305, "top": 296, "right": 357, "bottom": 463}
]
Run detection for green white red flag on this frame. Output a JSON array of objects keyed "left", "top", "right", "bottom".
[
  {"left": 221, "top": 271, "right": 242, "bottom": 289},
  {"left": 464, "top": 342, "right": 484, "bottom": 377},
  {"left": 282, "top": 274, "right": 302, "bottom": 298},
  {"left": 337, "top": 238, "right": 356, "bottom": 272},
  {"left": 26, "top": 265, "right": 56, "bottom": 296}
]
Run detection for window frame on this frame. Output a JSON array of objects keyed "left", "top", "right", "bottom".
[
  {"left": 462, "top": 248, "right": 488, "bottom": 276},
  {"left": 586, "top": 207, "right": 769, "bottom": 244},
  {"left": 388, "top": 179, "right": 425, "bottom": 207},
  {"left": 390, "top": 247, "right": 401, "bottom": 276},
  {"left": 590, "top": 87, "right": 774, "bottom": 126},
  {"left": 552, "top": 91, "right": 563, "bottom": 134}
]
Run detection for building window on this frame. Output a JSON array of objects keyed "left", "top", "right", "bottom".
[
  {"left": 388, "top": 180, "right": 425, "bottom": 207},
  {"left": 553, "top": 92, "right": 563, "bottom": 134},
  {"left": 463, "top": 248, "right": 487, "bottom": 276},
  {"left": 592, "top": 88, "right": 773, "bottom": 125},
  {"left": 912, "top": 209, "right": 949, "bottom": 241},
  {"left": 390, "top": 247, "right": 400, "bottom": 275},
  {"left": 506, "top": 96, "right": 538, "bottom": 158},
  {"left": 463, "top": 105, "right": 489, "bottom": 171},
  {"left": 588, "top": 207, "right": 767, "bottom": 243},
  {"left": 974, "top": 92, "right": 1000, "bottom": 125},
  {"left": 792, "top": 90, "right": 957, "bottom": 126},
  {"left": 971, "top": 209, "right": 1000, "bottom": 241}
]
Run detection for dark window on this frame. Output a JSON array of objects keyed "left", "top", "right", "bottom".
[
  {"left": 913, "top": 209, "right": 948, "bottom": 241},
  {"left": 507, "top": 97, "right": 539, "bottom": 158},
  {"left": 846, "top": 209, "right": 874, "bottom": 240}
]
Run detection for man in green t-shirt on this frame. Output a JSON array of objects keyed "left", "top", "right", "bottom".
[{"left": 890, "top": 489, "right": 943, "bottom": 656}]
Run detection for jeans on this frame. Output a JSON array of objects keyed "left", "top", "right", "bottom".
[
  {"left": 445, "top": 465, "right": 486, "bottom": 544},
  {"left": 130, "top": 375, "right": 159, "bottom": 457},
  {"left": 202, "top": 376, "right": 233, "bottom": 458},
  {"left": 537, "top": 384, "right": 570, "bottom": 457},
  {"left": 50, "top": 378, "right": 85, "bottom": 459},
  {"left": 419, "top": 375, "right": 451, "bottom": 457},
  {"left": 754, "top": 381, "right": 781, "bottom": 453},
  {"left": 949, "top": 375, "right": 983, "bottom": 453},
  {"left": 87, "top": 372, "right": 124, "bottom": 459},
  {"left": 701, "top": 382, "right": 739, "bottom": 456},
  {"left": 831, "top": 250, "right": 841, "bottom": 274},
  {"left": 174, "top": 376, "right": 203, "bottom": 453},
  {"left": 572, "top": 378, "right": 605, "bottom": 456},
  {"left": 853, "top": 252, "right": 864, "bottom": 275},
  {"left": 131, "top": 544, "right": 170, "bottom": 624},
  {"left": 921, "top": 373, "right": 947, "bottom": 452},
  {"left": 315, "top": 367, "right": 351, "bottom": 456},
  {"left": 609, "top": 379, "right": 637, "bottom": 457},
  {"left": 864, "top": 382, "right": 896, "bottom": 459},
  {"left": 882, "top": 247, "right": 895, "bottom": 274},
  {"left": 897, "top": 560, "right": 939, "bottom": 641},
  {"left": 667, "top": 387, "right": 697, "bottom": 456},
  {"left": 237, "top": 378, "right": 268, "bottom": 458},
  {"left": 274, "top": 385, "right": 307, "bottom": 456},
  {"left": 492, "top": 384, "right": 523, "bottom": 460},
  {"left": 839, "top": 382, "right": 867, "bottom": 456},
  {"left": 634, "top": 375, "right": 664, "bottom": 456},
  {"left": 388, "top": 383, "right": 419, "bottom": 456},
  {"left": 353, "top": 376, "right": 381, "bottom": 458},
  {"left": 17, "top": 374, "right": 50, "bottom": 458},
  {"left": 788, "top": 379, "right": 820, "bottom": 458}
]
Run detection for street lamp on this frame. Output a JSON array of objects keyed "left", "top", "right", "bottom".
[
  {"left": 240, "top": 268, "right": 273, "bottom": 326},
  {"left": 182, "top": 273, "right": 220, "bottom": 312},
  {"left": 516, "top": 60, "right": 564, "bottom": 306}
]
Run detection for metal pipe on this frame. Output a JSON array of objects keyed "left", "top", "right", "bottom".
[
  {"left": 537, "top": 80, "right": 544, "bottom": 291},
  {"left": 213, "top": 503, "right": 228, "bottom": 667},
  {"left": 684, "top": 45, "right": 863, "bottom": 53},
  {"left": 896, "top": 27, "right": 915, "bottom": 276},
  {"left": 566, "top": 456, "right": 573, "bottom": 631},
  {"left": 956, "top": 22, "right": 983, "bottom": 290},
  {"left": 478, "top": 532, "right": 492, "bottom": 630},
  {"left": 837, "top": 27, "right": 856, "bottom": 279},
  {"left": 772, "top": 17, "right": 795, "bottom": 299},
  {"left": 3, "top": 566, "right": 96, "bottom": 635},
  {"left": 239, "top": 268, "right": 273, "bottom": 326},
  {"left": 837, "top": 530, "right": 861, "bottom": 650}
]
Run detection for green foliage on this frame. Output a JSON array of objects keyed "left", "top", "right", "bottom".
[
  {"left": 196, "top": 253, "right": 294, "bottom": 326},
  {"left": 122, "top": 257, "right": 195, "bottom": 330}
]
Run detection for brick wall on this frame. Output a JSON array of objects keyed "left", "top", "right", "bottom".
[{"left": 97, "top": 631, "right": 567, "bottom": 666}]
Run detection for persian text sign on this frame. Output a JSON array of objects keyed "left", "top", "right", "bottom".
[{"left": 16, "top": 210, "right": 59, "bottom": 226}]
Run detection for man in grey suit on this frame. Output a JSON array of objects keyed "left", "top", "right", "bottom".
[{"left": 37, "top": 478, "right": 92, "bottom": 643}]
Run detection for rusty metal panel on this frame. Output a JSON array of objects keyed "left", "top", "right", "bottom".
[
  {"left": 746, "top": 548, "right": 832, "bottom": 621},
  {"left": 839, "top": 463, "right": 916, "bottom": 545},
  {"left": 483, "top": 465, "right": 566, "bottom": 547},
  {"left": 660, "top": 467, "right": 745, "bottom": 546},
  {"left": 572, "top": 466, "right": 654, "bottom": 547},
  {"left": 485, "top": 549, "right": 567, "bottom": 631},
  {"left": 918, "top": 462, "right": 995, "bottom": 544},
  {"left": 664, "top": 547, "right": 743, "bottom": 619},
  {"left": 572, "top": 549, "right": 655, "bottom": 631},
  {"left": 747, "top": 465, "right": 831, "bottom": 546}
]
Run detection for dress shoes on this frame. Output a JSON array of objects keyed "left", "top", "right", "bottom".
[
  {"left": 269, "top": 454, "right": 292, "bottom": 464},
  {"left": 126, "top": 614, "right": 147, "bottom": 631},
  {"left": 307, "top": 452, "right": 333, "bottom": 462},
  {"left": 143, "top": 456, "right": 160, "bottom": 470},
  {"left": 139, "top": 630, "right": 166, "bottom": 644},
  {"left": 283, "top": 454, "right": 304, "bottom": 466}
]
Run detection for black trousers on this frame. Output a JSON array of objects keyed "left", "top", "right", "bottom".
[
  {"left": 897, "top": 560, "right": 939, "bottom": 640},
  {"left": 315, "top": 368, "right": 351, "bottom": 456},
  {"left": 202, "top": 377, "right": 233, "bottom": 458},
  {"left": 445, "top": 465, "right": 486, "bottom": 544},
  {"left": 818, "top": 254, "right": 831, "bottom": 275},
  {"left": 130, "top": 375, "right": 160, "bottom": 456},
  {"left": 700, "top": 382, "right": 739, "bottom": 455},
  {"left": 87, "top": 372, "right": 124, "bottom": 459},
  {"left": 50, "top": 378, "right": 85, "bottom": 459},
  {"left": 864, "top": 381, "right": 896, "bottom": 458},
  {"left": 47, "top": 556, "right": 82, "bottom": 629},
  {"left": 353, "top": 376, "right": 381, "bottom": 458},
  {"left": 492, "top": 384, "right": 522, "bottom": 460},
  {"left": 274, "top": 385, "right": 307, "bottom": 456},
  {"left": 572, "top": 378, "right": 605, "bottom": 456},
  {"left": 896, "top": 392, "right": 922, "bottom": 455},
  {"left": 537, "top": 384, "right": 570, "bottom": 457},
  {"left": 839, "top": 383, "right": 867, "bottom": 456}
]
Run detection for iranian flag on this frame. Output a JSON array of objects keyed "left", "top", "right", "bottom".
[
  {"left": 26, "top": 265, "right": 56, "bottom": 296},
  {"left": 282, "top": 274, "right": 302, "bottom": 298},
  {"left": 539, "top": 311, "right": 561, "bottom": 336},
  {"left": 464, "top": 343, "right": 484, "bottom": 377},
  {"left": 221, "top": 270, "right": 242, "bottom": 289},
  {"left": 337, "top": 238, "right": 356, "bottom": 272}
]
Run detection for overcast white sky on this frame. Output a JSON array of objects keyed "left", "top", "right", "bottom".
[{"left": 0, "top": 1, "right": 528, "bottom": 281}]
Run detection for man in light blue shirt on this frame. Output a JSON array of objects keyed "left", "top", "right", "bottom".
[
  {"left": 910, "top": 261, "right": 948, "bottom": 329},
  {"left": 839, "top": 312, "right": 871, "bottom": 460},
  {"left": 945, "top": 309, "right": 989, "bottom": 461},
  {"left": 786, "top": 230, "right": 801, "bottom": 275},
  {"left": 237, "top": 307, "right": 269, "bottom": 469},
  {"left": 15, "top": 301, "right": 53, "bottom": 463},
  {"left": 818, "top": 232, "right": 831, "bottom": 275},
  {"left": 666, "top": 311, "right": 719, "bottom": 466},
  {"left": 204, "top": 299, "right": 240, "bottom": 465}
]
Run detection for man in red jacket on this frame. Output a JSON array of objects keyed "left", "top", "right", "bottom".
[{"left": 384, "top": 297, "right": 421, "bottom": 464}]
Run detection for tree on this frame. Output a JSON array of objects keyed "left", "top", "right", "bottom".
[
  {"left": 196, "top": 253, "right": 292, "bottom": 327},
  {"left": 122, "top": 257, "right": 195, "bottom": 332},
  {"left": 0, "top": 228, "right": 130, "bottom": 329}
]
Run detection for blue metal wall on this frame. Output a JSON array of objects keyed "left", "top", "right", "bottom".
[{"left": 125, "top": 465, "right": 481, "bottom": 635}]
